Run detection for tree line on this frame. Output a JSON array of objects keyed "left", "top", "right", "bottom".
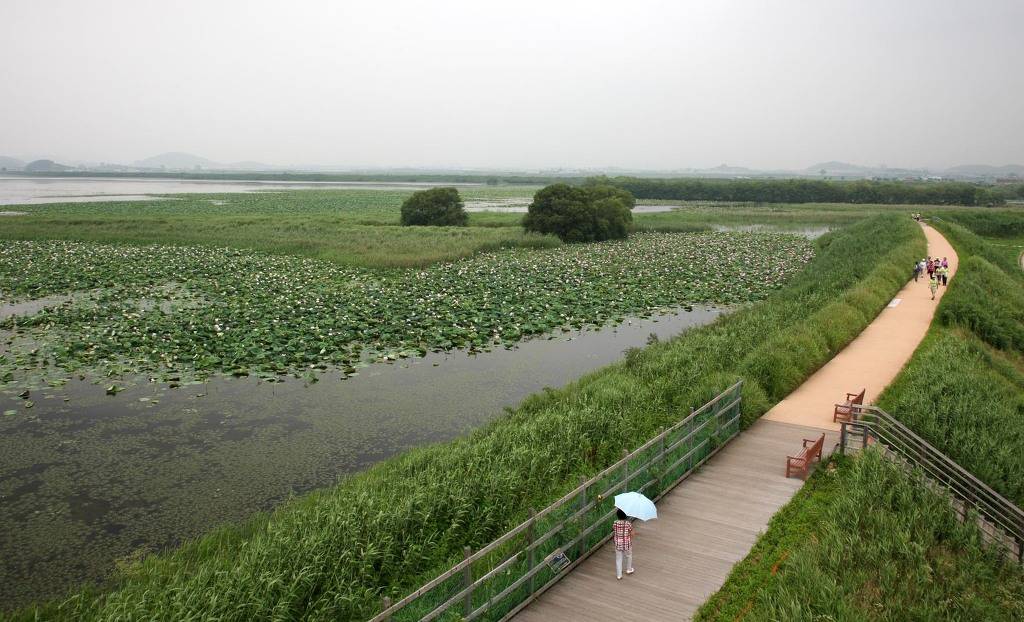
[{"left": 595, "top": 176, "right": 1007, "bottom": 206}]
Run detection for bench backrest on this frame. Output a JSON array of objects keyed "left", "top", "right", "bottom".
[
  {"left": 852, "top": 389, "right": 866, "bottom": 405},
  {"left": 809, "top": 433, "right": 824, "bottom": 455}
]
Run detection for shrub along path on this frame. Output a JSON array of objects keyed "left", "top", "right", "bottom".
[
  {"left": 515, "top": 223, "right": 953, "bottom": 621},
  {"left": 762, "top": 222, "right": 958, "bottom": 430}
]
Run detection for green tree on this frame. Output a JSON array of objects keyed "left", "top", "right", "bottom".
[
  {"left": 400, "top": 187, "right": 468, "bottom": 226},
  {"left": 523, "top": 183, "right": 633, "bottom": 242}
]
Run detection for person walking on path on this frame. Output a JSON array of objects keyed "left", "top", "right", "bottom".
[
  {"left": 913, "top": 259, "right": 922, "bottom": 282},
  {"left": 927, "top": 258, "right": 935, "bottom": 280},
  {"left": 612, "top": 509, "right": 635, "bottom": 580},
  {"left": 929, "top": 274, "right": 939, "bottom": 300},
  {"left": 918, "top": 258, "right": 927, "bottom": 282}
]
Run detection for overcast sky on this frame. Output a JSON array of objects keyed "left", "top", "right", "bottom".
[{"left": 2, "top": 0, "right": 1022, "bottom": 170}]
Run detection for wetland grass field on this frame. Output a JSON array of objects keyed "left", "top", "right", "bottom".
[
  {"left": 1, "top": 183, "right": 1020, "bottom": 620},
  {"left": 1, "top": 185, "right": 820, "bottom": 612},
  {"left": 1, "top": 190, "right": 925, "bottom": 618}
]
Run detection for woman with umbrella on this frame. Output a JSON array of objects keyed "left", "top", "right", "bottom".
[{"left": 612, "top": 491, "right": 658, "bottom": 580}]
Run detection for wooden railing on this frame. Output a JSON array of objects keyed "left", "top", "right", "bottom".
[
  {"left": 368, "top": 380, "right": 745, "bottom": 622},
  {"left": 840, "top": 404, "right": 1024, "bottom": 564}
]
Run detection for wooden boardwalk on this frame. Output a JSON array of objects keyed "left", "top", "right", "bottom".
[{"left": 514, "top": 420, "right": 838, "bottom": 621}]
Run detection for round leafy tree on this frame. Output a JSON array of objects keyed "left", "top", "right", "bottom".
[
  {"left": 523, "top": 183, "right": 633, "bottom": 242},
  {"left": 400, "top": 187, "right": 468, "bottom": 226}
]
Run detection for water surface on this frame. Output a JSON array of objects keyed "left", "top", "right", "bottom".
[
  {"left": 0, "top": 176, "right": 480, "bottom": 206},
  {"left": 0, "top": 305, "right": 723, "bottom": 608}
]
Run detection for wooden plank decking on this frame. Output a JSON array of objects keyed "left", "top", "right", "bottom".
[{"left": 513, "top": 420, "right": 837, "bottom": 621}]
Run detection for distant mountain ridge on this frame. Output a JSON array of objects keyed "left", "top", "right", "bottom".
[
  {"left": 24, "top": 159, "right": 74, "bottom": 172},
  {"left": 945, "top": 164, "right": 1024, "bottom": 177},
  {"left": 134, "top": 152, "right": 275, "bottom": 171},
  {"left": 6, "top": 152, "right": 1022, "bottom": 179},
  {"left": 134, "top": 152, "right": 218, "bottom": 169},
  {"left": 0, "top": 156, "right": 25, "bottom": 171}
]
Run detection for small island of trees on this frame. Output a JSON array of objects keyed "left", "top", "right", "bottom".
[{"left": 523, "top": 183, "right": 635, "bottom": 242}]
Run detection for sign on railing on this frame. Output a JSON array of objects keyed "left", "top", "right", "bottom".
[{"left": 369, "top": 380, "right": 745, "bottom": 622}]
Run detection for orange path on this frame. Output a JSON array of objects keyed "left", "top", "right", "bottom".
[{"left": 763, "top": 223, "right": 957, "bottom": 430}]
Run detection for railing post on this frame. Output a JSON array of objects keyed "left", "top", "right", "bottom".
[
  {"left": 527, "top": 508, "right": 536, "bottom": 595},
  {"left": 861, "top": 423, "right": 869, "bottom": 450},
  {"left": 623, "top": 448, "right": 630, "bottom": 492},
  {"left": 381, "top": 596, "right": 391, "bottom": 622},
  {"left": 658, "top": 426, "right": 666, "bottom": 486},
  {"left": 463, "top": 546, "right": 473, "bottom": 617},
  {"left": 688, "top": 407, "right": 695, "bottom": 468},
  {"left": 840, "top": 422, "right": 847, "bottom": 454},
  {"left": 576, "top": 475, "right": 587, "bottom": 558}
]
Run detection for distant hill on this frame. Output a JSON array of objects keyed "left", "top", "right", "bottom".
[
  {"left": 223, "top": 160, "right": 276, "bottom": 170},
  {"left": 704, "top": 164, "right": 756, "bottom": 174},
  {"left": 135, "top": 152, "right": 218, "bottom": 170},
  {"left": 134, "top": 152, "right": 277, "bottom": 171},
  {"left": 807, "top": 161, "right": 871, "bottom": 174},
  {"left": 24, "top": 159, "right": 74, "bottom": 172},
  {"left": 0, "top": 156, "right": 25, "bottom": 171},
  {"left": 944, "top": 164, "right": 1024, "bottom": 178}
]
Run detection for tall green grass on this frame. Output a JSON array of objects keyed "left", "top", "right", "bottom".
[
  {"left": 8, "top": 215, "right": 922, "bottom": 620},
  {"left": 875, "top": 221, "right": 1024, "bottom": 505},
  {"left": 695, "top": 452, "right": 1024, "bottom": 621}
]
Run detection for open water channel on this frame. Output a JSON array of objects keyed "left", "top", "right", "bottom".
[
  {"left": 0, "top": 305, "right": 723, "bottom": 608},
  {"left": 0, "top": 175, "right": 478, "bottom": 205}
]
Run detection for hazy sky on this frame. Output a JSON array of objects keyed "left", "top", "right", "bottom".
[{"left": 2, "top": 0, "right": 1022, "bottom": 170}]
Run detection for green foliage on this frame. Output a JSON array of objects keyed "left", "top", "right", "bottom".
[
  {"left": 399, "top": 187, "right": 468, "bottom": 227},
  {"left": 9, "top": 215, "right": 920, "bottom": 621},
  {"left": 602, "top": 175, "right": 1006, "bottom": 206},
  {"left": 0, "top": 233, "right": 812, "bottom": 389},
  {"left": 938, "top": 257, "right": 1024, "bottom": 351},
  {"left": 0, "top": 189, "right": 553, "bottom": 268},
  {"left": 930, "top": 219, "right": 1024, "bottom": 279},
  {"left": 878, "top": 330, "right": 1024, "bottom": 505},
  {"left": 942, "top": 208, "right": 1024, "bottom": 238},
  {"left": 875, "top": 227, "right": 1024, "bottom": 505},
  {"left": 695, "top": 452, "right": 1024, "bottom": 621},
  {"left": 523, "top": 183, "right": 634, "bottom": 242}
]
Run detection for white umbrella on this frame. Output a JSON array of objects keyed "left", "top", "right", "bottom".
[{"left": 614, "top": 491, "right": 657, "bottom": 521}]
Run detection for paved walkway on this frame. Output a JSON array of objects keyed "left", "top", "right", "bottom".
[
  {"left": 763, "top": 223, "right": 957, "bottom": 430},
  {"left": 514, "top": 223, "right": 955, "bottom": 621}
]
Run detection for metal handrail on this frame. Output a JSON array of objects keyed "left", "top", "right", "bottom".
[
  {"left": 369, "top": 381, "right": 745, "bottom": 621},
  {"left": 840, "top": 404, "right": 1024, "bottom": 563},
  {"left": 848, "top": 405, "right": 1024, "bottom": 531}
]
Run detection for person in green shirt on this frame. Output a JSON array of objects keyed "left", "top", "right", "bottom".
[{"left": 929, "top": 275, "right": 939, "bottom": 300}]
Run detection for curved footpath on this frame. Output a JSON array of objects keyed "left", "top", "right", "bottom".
[{"left": 515, "top": 223, "right": 957, "bottom": 621}]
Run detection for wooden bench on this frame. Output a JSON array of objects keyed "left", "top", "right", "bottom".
[
  {"left": 833, "top": 388, "right": 866, "bottom": 423},
  {"left": 786, "top": 433, "right": 825, "bottom": 478}
]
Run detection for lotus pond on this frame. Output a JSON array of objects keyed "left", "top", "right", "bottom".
[{"left": 0, "top": 232, "right": 813, "bottom": 392}]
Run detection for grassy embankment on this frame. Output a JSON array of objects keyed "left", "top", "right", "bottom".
[
  {"left": 8, "top": 214, "right": 922, "bottom": 620},
  {"left": 695, "top": 214, "right": 1024, "bottom": 621}
]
